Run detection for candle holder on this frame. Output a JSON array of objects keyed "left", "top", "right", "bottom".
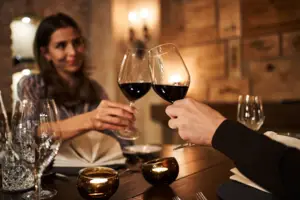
[
  {"left": 142, "top": 157, "right": 179, "bottom": 186},
  {"left": 77, "top": 167, "right": 119, "bottom": 200}
]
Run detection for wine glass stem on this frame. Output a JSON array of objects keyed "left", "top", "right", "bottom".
[
  {"left": 34, "top": 168, "right": 42, "bottom": 200},
  {"left": 129, "top": 101, "right": 134, "bottom": 107}
]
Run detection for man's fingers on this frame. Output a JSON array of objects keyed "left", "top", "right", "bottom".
[
  {"left": 168, "top": 118, "right": 179, "bottom": 129},
  {"left": 165, "top": 106, "right": 185, "bottom": 118}
]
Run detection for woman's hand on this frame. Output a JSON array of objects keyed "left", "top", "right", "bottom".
[
  {"left": 88, "top": 100, "right": 136, "bottom": 131},
  {"left": 165, "top": 98, "right": 226, "bottom": 146}
]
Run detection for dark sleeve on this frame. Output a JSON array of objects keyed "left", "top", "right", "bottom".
[{"left": 212, "top": 120, "right": 300, "bottom": 199}]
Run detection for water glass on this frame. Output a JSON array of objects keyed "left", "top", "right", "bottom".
[{"left": 237, "top": 95, "right": 265, "bottom": 131}]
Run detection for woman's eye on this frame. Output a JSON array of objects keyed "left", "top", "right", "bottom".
[
  {"left": 73, "top": 38, "right": 83, "bottom": 47},
  {"left": 56, "top": 42, "right": 66, "bottom": 49}
]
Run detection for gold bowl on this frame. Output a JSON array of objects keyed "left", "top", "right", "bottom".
[
  {"left": 77, "top": 167, "right": 119, "bottom": 200},
  {"left": 142, "top": 157, "right": 179, "bottom": 185}
]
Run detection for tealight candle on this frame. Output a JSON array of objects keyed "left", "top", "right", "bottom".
[
  {"left": 142, "top": 157, "right": 179, "bottom": 185},
  {"left": 77, "top": 167, "right": 119, "bottom": 200},
  {"left": 152, "top": 166, "right": 168, "bottom": 173}
]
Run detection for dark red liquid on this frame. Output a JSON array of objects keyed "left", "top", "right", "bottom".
[
  {"left": 152, "top": 84, "right": 189, "bottom": 103},
  {"left": 119, "top": 83, "right": 151, "bottom": 102}
]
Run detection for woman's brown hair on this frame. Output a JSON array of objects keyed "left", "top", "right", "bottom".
[{"left": 34, "top": 12, "right": 98, "bottom": 107}]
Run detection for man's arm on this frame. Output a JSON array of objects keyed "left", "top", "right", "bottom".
[{"left": 213, "top": 120, "right": 300, "bottom": 199}]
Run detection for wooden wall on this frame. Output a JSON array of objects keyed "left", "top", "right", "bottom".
[{"left": 160, "top": 0, "right": 300, "bottom": 102}]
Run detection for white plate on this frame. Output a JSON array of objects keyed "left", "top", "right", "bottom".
[{"left": 123, "top": 145, "right": 162, "bottom": 154}]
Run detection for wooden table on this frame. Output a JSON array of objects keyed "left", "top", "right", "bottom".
[
  {"left": 1, "top": 145, "right": 233, "bottom": 200},
  {"left": 50, "top": 145, "right": 233, "bottom": 200}
]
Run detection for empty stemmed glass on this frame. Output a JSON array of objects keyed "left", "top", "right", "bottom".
[
  {"left": 115, "top": 48, "right": 152, "bottom": 140},
  {"left": 11, "top": 99, "right": 62, "bottom": 200},
  {"left": 237, "top": 95, "right": 265, "bottom": 131},
  {"left": 0, "top": 91, "right": 10, "bottom": 153},
  {"left": 148, "top": 43, "right": 192, "bottom": 150}
]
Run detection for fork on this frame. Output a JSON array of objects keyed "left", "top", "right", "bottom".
[
  {"left": 196, "top": 192, "right": 208, "bottom": 200},
  {"left": 172, "top": 196, "right": 181, "bottom": 200}
]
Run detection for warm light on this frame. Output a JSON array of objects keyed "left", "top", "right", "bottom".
[
  {"left": 128, "top": 11, "right": 138, "bottom": 24},
  {"left": 152, "top": 167, "right": 168, "bottom": 173},
  {"left": 90, "top": 178, "right": 108, "bottom": 184},
  {"left": 21, "top": 17, "right": 31, "bottom": 24},
  {"left": 169, "top": 74, "right": 182, "bottom": 84},
  {"left": 21, "top": 69, "right": 31, "bottom": 76},
  {"left": 140, "top": 8, "right": 149, "bottom": 20}
]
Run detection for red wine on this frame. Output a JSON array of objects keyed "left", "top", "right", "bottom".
[
  {"left": 119, "top": 82, "right": 151, "bottom": 102},
  {"left": 152, "top": 84, "right": 188, "bottom": 103}
]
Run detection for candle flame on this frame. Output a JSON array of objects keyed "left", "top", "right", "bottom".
[
  {"left": 90, "top": 178, "right": 108, "bottom": 184},
  {"left": 152, "top": 167, "right": 168, "bottom": 173},
  {"left": 169, "top": 74, "right": 182, "bottom": 84}
]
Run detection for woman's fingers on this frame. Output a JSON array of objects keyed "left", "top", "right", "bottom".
[
  {"left": 100, "top": 115, "right": 132, "bottom": 126},
  {"left": 100, "top": 107, "right": 135, "bottom": 121},
  {"left": 93, "top": 120, "right": 126, "bottom": 131},
  {"left": 101, "top": 100, "right": 136, "bottom": 113}
]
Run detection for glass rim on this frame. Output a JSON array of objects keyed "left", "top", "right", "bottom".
[{"left": 148, "top": 43, "right": 178, "bottom": 54}]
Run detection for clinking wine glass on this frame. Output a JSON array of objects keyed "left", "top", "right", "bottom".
[
  {"left": 11, "top": 99, "right": 62, "bottom": 200},
  {"left": 115, "top": 48, "right": 152, "bottom": 140},
  {"left": 148, "top": 43, "right": 193, "bottom": 150},
  {"left": 237, "top": 95, "right": 265, "bottom": 131}
]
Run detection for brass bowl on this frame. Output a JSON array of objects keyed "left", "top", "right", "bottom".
[
  {"left": 142, "top": 157, "right": 179, "bottom": 185},
  {"left": 77, "top": 167, "right": 119, "bottom": 200}
]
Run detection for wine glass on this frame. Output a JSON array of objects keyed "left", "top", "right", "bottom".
[
  {"left": 0, "top": 91, "right": 10, "bottom": 153},
  {"left": 237, "top": 95, "right": 265, "bottom": 131},
  {"left": 148, "top": 43, "right": 192, "bottom": 150},
  {"left": 116, "top": 48, "right": 152, "bottom": 140},
  {"left": 11, "top": 99, "right": 61, "bottom": 200}
]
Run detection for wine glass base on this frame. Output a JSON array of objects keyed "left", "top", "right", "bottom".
[
  {"left": 114, "top": 129, "right": 140, "bottom": 141},
  {"left": 22, "top": 188, "right": 57, "bottom": 200},
  {"left": 173, "top": 142, "right": 197, "bottom": 150}
]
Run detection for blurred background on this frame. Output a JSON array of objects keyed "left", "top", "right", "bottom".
[{"left": 1, "top": 0, "right": 300, "bottom": 144}]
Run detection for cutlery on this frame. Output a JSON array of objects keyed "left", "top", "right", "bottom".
[
  {"left": 172, "top": 196, "right": 181, "bottom": 200},
  {"left": 196, "top": 192, "right": 207, "bottom": 200}
]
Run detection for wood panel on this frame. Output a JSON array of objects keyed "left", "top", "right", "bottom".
[
  {"left": 208, "top": 79, "right": 249, "bottom": 102},
  {"left": 282, "top": 31, "right": 300, "bottom": 56},
  {"left": 180, "top": 43, "right": 226, "bottom": 100},
  {"left": 161, "top": 0, "right": 217, "bottom": 46},
  {"left": 152, "top": 103, "right": 300, "bottom": 133},
  {"left": 219, "top": 0, "right": 241, "bottom": 38},
  {"left": 228, "top": 38, "right": 242, "bottom": 78},
  {"left": 243, "top": 35, "right": 280, "bottom": 60},
  {"left": 250, "top": 58, "right": 300, "bottom": 100},
  {"left": 242, "top": 0, "right": 300, "bottom": 36}
]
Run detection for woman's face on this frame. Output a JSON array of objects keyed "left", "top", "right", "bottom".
[{"left": 44, "top": 27, "right": 85, "bottom": 75}]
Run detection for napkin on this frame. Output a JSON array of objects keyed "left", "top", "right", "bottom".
[
  {"left": 230, "top": 131, "right": 300, "bottom": 193},
  {"left": 54, "top": 131, "right": 126, "bottom": 167}
]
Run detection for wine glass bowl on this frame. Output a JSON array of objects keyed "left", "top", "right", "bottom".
[
  {"left": 116, "top": 48, "right": 152, "bottom": 140},
  {"left": 77, "top": 167, "right": 119, "bottom": 200},
  {"left": 148, "top": 43, "right": 190, "bottom": 103},
  {"left": 148, "top": 43, "right": 192, "bottom": 150},
  {"left": 11, "top": 99, "right": 61, "bottom": 199},
  {"left": 237, "top": 95, "right": 265, "bottom": 131}
]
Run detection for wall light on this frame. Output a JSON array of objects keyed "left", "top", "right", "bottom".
[{"left": 128, "top": 8, "right": 151, "bottom": 49}]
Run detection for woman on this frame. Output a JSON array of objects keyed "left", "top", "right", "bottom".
[{"left": 17, "top": 13, "right": 134, "bottom": 147}]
